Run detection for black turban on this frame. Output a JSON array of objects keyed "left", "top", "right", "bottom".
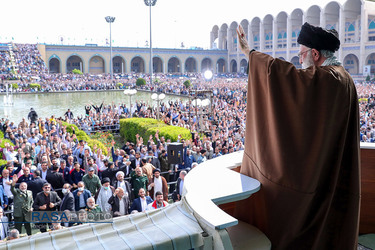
[{"left": 297, "top": 22, "right": 340, "bottom": 52}]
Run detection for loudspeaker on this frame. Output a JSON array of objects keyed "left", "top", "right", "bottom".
[{"left": 167, "top": 143, "right": 183, "bottom": 164}]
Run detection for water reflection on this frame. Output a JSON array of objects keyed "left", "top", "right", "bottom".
[{"left": 1, "top": 91, "right": 187, "bottom": 124}]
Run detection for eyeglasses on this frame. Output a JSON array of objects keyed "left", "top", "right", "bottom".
[{"left": 297, "top": 49, "right": 312, "bottom": 58}]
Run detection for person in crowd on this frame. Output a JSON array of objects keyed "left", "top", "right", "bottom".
[
  {"left": 7, "top": 229, "right": 20, "bottom": 241},
  {"left": 46, "top": 164, "right": 64, "bottom": 196},
  {"left": 108, "top": 187, "right": 130, "bottom": 217},
  {"left": 0, "top": 207, "right": 9, "bottom": 241},
  {"left": 172, "top": 170, "right": 187, "bottom": 202},
  {"left": 40, "top": 161, "right": 50, "bottom": 181},
  {"left": 72, "top": 181, "right": 91, "bottom": 211},
  {"left": 82, "top": 167, "right": 101, "bottom": 196},
  {"left": 11, "top": 175, "right": 33, "bottom": 236},
  {"left": 85, "top": 197, "right": 102, "bottom": 219},
  {"left": 146, "top": 191, "right": 168, "bottom": 211},
  {"left": 129, "top": 188, "right": 153, "bottom": 213},
  {"left": 96, "top": 178, "right": 114, "bottom": 213},
  {"left": 27, "top": 108, "right": 38, "bottom": 125},
  {"left": 101, "top": 162, "right": 117, "bottom": 183},
  {"left": 130, "top": 167, "right": 148, "bottom": 199},
  {"left": 17, "top": 166, "right": 34, "bottom": 184},
  {"left": 59, "top": 159, "right": 72, "bottom": 185},
  {"left": 148, "top": 169, "right": 168, "bottom": 201},
  {"left": 33, "top": 183, "right": 61, "bottom": 232},
  {"left": 0, "top": 169, "right": 13, "bottom": 206},
  {"left": 26, "top": 170, "right": 46, "bottom": 200},
  {"left": 70, "top": 162, "right": 85, "bottom": 189},
  {"left": 0, "top": 184, "right": 8, "bottom": 210},
  {"left": 60, "top": 183, "right": 74, "bottom": 212}
]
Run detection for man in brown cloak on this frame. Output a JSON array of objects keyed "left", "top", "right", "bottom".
[{"left": 234, "top": 22, "right": 360, "bottom": 249}]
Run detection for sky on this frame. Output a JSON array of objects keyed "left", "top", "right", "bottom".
[{"left": 0, "top": 0, "right": 347, "bottom": 49}]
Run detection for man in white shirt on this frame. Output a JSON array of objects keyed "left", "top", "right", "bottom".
[
  {"left": 3, "top": 143, "right": 17, "bottom": 162},
  {"left": 129, "top": 188, "right": 153, "bottom": 213},
  {"left": 40, "top": 162, "right": 49, "bottom": 181},
  {"left": 1, "top": 169, "right": 13, "bottom": 202}
]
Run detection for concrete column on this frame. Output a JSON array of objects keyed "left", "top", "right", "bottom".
[
  {"left": 248, "top": 23, "right": 254, "bottom": 49},
  {"left": 355, "top": 18, "right": 360, "bottom": 42},
  {"left": 320, "top": 11, "right": 326, "bottom": 29},
  {"left": 260, "top": 21, "right": 264, "bottom": 51},
  {"left": 287, "top": 16, "right": 292, "bottom": 61},
  {"left": 227, "top": 28, "right": 233, "bottom": 53},
  {"left": 272, "top": 19, "right": 277, "bottom": 57},
  {"left": 218, "top": 30, "right": 224, "bottom": 50},
  {"left": 339, "top": 7, "right": 345, "bottom": 63},
  {"left": 237, "top": 38, "right": 240, "bottom": 73},
  {"left": 359, "top": 2, "right": 367, "bottom": 74},
  {"left": 210, "top": 31, "right": 215, "bottom": 49}
]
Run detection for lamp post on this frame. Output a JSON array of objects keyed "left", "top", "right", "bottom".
[
  {"left": 105, "top": 16, "right": 115, "bottom": 80},
  {"left": 151, "top": 93, "right": 165, "bottom": 120},
  {"left": 144, "top": 0, "right": 157, "bottom": 85},
  {"left": 124, "top": 89, "right": 138, "bottom": 117}
]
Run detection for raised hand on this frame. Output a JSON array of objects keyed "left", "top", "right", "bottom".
[{"left": 237, "top": 25, "right": 251, "bottom": 57}]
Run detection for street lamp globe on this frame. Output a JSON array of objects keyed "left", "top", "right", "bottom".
[{"left": 203, "top": 70, "right": 213, "bottom": 80}]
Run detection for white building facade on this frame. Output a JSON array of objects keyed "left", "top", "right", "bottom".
[{"left": 210, "top": 0, "right": 375, "bottom": 78}]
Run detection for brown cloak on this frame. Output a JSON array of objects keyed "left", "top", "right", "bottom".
[{"left": 235, "top": 51, "right": 360, "bottom": 250}]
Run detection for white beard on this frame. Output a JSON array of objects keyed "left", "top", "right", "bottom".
[{"left": 302, "top": 51, "right": 314, "bottom": 69}]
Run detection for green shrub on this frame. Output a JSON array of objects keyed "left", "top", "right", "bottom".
[
  {"left": 90, "top": 131, "right": 114, "bottom": 151},
  {"left": 87, "top": 139, "right": 108, "bottom": 156},
  {"left": 146, "top": 126, "right": 191, "bottom": 142},
  {"left": 0, "top": 139, "right": 14, "bottom": 148},
  {"left": 61, "top": 122, "right": 107, "bottom": 155},
  {"left": 366, "top": 75, "right": 371, "bottom": 81},
  {"left": 11, "top": 83, "right": 18, "bottom": 89},
  {"left": 136, "top": 78, "right": 146, "bottom": 86},
  {"left": 29, "top": 83, "right": 41, "bottom": 90},
  {"left": 0, "top": 137, "right": 14, "bottom": 160},
  {"left": 183, "top": 80, "right": 191, "bottom": 88},
  {"left": 117, "top": 83, "right": 123, "bottom": 88},
  {"left": 0, "top": 159, "right": 7, "bottom": 167},
  {"left": 120, "top": 118, "right": 191, "bottom": 144},
  {"left": 72, "top": 68, "right": 83, "bottom": 75}
]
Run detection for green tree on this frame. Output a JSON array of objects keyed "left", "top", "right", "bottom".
[
  {"left": 72, "top": 68, "right": 83, "bottom": 75},
  {"left": 136, "top": 78, "right": 146, "bottom": 86},
  {"left": 183, "top": 80, "right": 192, "bottom": 88}
]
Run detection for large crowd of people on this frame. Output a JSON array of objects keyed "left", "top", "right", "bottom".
[
  {"left": 0, "top": 88, "right": 246, "bottom": 238},
  {"left": 0, "top": 42, "right": 375, "bottom": 241},
  {"left": 0, "top": 114, "right": 196, "bottom": 238}
]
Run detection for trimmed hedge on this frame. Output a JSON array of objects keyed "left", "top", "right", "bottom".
[
  {"left": 11, "top": 83, "right": 18, "bottom": 89},
  {"left": 61, "top": 122, "right": 108, "bottom": 155},
  {"left": 120, "top": 118, "right": 191, "bottom": 144},
  {"left": 29, "top": 83, "right": 41, "bottom": 90},
  {"left": 72, "top": 69, "right": 83, "bottom": 75}
]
